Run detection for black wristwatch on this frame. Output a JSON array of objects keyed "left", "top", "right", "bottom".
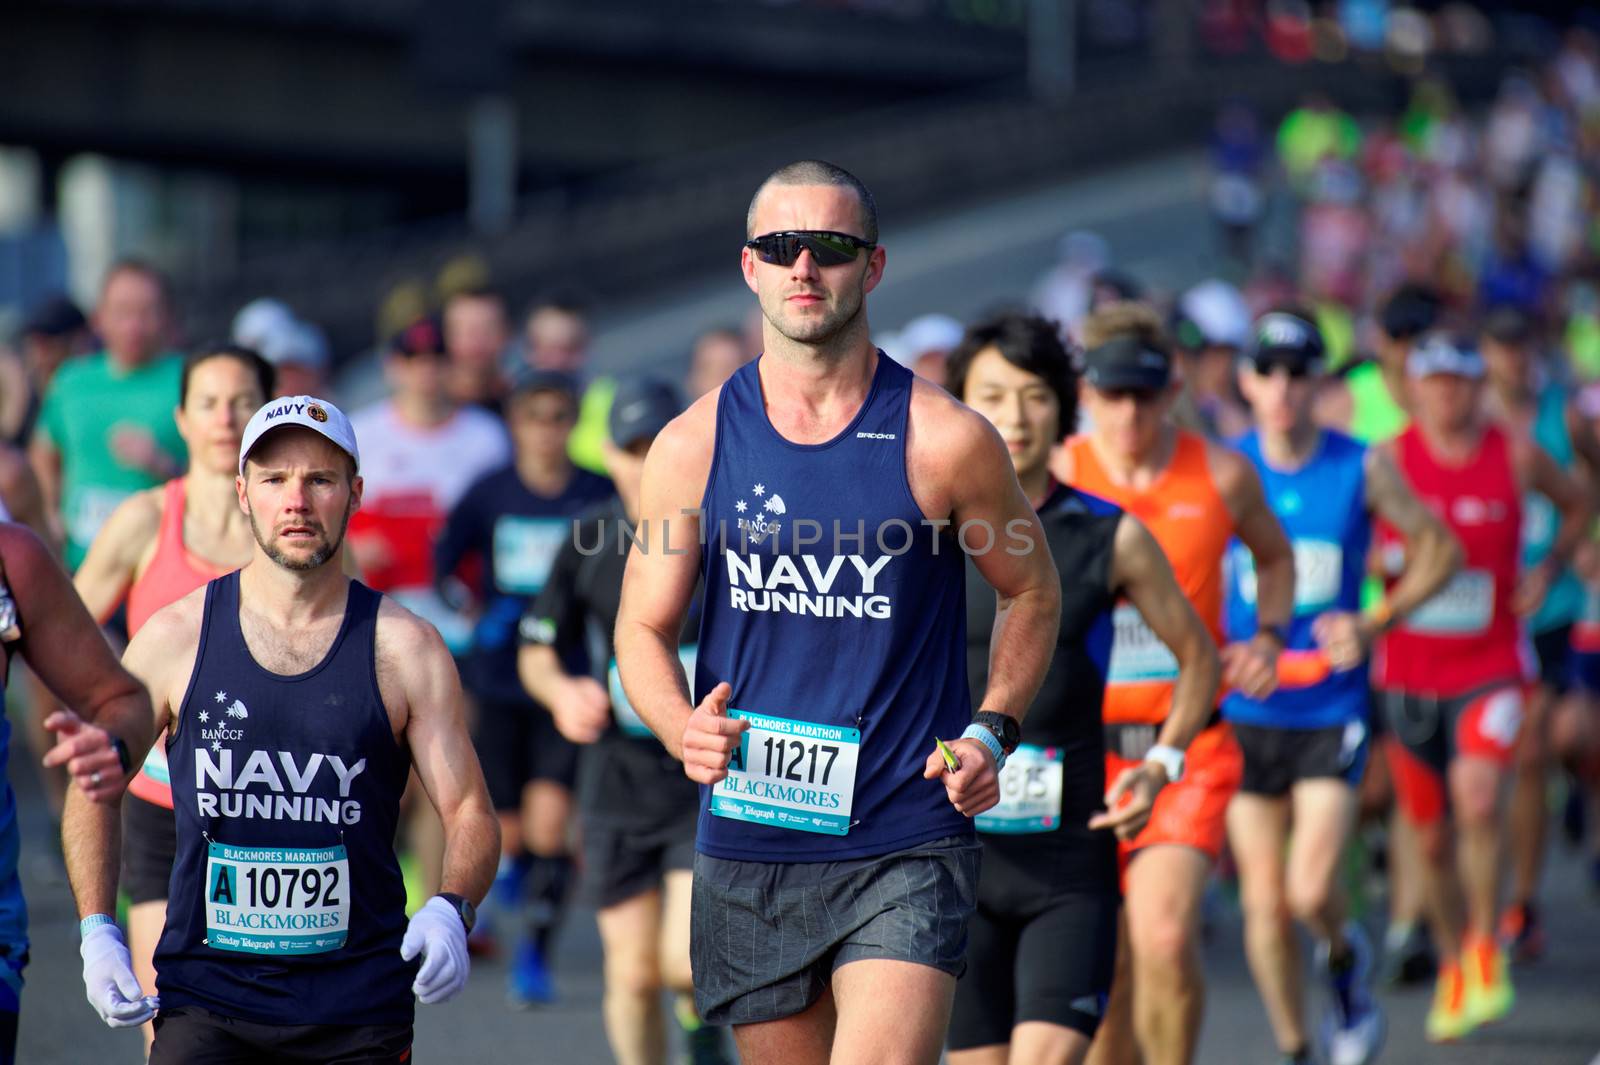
[
  {"left": 110, "top": 736, "right": 133, "bottom": 776},
  {"left": 1256, "top": 624, "right": 1290, "bottom": 649},
  {"left": 973, "top": 710, "right": 1021, "bottom": 755},
  {"left": 437, "top": 892, "right": 476, "bottom": 933}
]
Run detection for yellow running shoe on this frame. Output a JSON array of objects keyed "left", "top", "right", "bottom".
[
  {"left": 1463, "top": 933, "right": 1514, "bottom": 1027},
  {"left": 1425, "top": 961, "right": 1473, "bottom": 1043}
]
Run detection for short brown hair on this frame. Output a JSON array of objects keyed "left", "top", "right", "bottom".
[{"left": 1080, "top": 300, "right": 1169, "bottom": 353}]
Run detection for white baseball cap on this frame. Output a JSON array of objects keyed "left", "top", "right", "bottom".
[{"left": 238, "top": 395, "right": 360, "bottom": 476}]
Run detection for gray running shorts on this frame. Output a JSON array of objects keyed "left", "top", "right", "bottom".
[{"left": 690, "top": 834, "right": 980, "bottom": 1026}]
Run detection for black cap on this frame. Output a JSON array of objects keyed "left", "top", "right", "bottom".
[
  {"left": 1482, "top": 304, "right": 1535, "bottom": 346},
  {"left": 22, "top": 296, "right": 87, "bottom": 339},
  {"left": 1083, "top": 335, "right": 1172, "bottom": 392},
  {"left": 509, "top": 367, "right": 580, "bottom": 403},
  {"left": 1379, "top": 284, "right": 1440, "bottom": 341},
  {"left": 389, "top": 314, "right": 445, "bottom": 358},
  {"left": 609, "top": 376, "right": 683, "bottom": 449},
  {"left": 1246, "top": 312, "right": 1325, "bottom": 373}
]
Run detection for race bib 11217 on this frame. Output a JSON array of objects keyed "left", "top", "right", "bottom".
[{"left": 711, "top": 710, "right": 859, "bottom": 835}]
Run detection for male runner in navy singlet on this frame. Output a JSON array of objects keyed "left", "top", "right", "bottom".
[
  {"left": 615, "top": 161, "right": 1062, "bottom": 1065},
  {"left": 61, "top": 395, "right": 500, "bottom": 1063}
]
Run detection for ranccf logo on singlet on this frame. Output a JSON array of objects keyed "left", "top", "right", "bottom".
[{"left": 724, "top": 480, "right": 894, "bottom": 620}]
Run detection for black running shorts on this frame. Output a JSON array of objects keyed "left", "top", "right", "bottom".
[
  {"left": 947, "top": 843, "right": 1117, "bottom": 1048},
  {"left": 150, "top": 1006, "right": 413, "bottom": 1064},
  {"left": 690, "top": 835, "right": 979, "bottom": 1026},
  {"left": 1234, "top": 720, "right": 1370, "bottom": 797},
  {"left": 121, "top": 791, "right": 177, "bottom": 905}
]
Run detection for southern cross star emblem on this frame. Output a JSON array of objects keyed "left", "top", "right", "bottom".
[
  {"left": 753, "top": 484, "right": 765, "bottom": 496},
  {"left": 736, "top": 500, "right": 748, "bottom": 513},
  {"left": 198, "top": 711, "right": 210, "bottom": 723},
  {"left": 214, "top": 691, "right": 226, "bottom": 703},
  {"left": 210, "top": 741, "right": 222, "bottom": 753}
]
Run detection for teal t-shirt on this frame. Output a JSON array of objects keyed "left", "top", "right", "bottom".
[
  {"left": 37, "top": 352, "right": 187, "bottom": 568},
  {"left": 1525, "top": 383, "right": 1584, "bottom": 634}
]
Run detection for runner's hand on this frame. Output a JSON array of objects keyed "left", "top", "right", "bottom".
[
  {"left": 80, "top": 923, "right": 158, "bottom": 1028},
  {"left": 549, "top": 676, "right": 612, "bottom": 745},
  {"left": 1512, "top": 564, "right": 1552, "bottom": 617},
  {"left": 1087, "top": 763, "right": 1166, "bottom": 841},
  {"left": 923, "top": 739, "right": 1000, "bottom": 817},
  {"left": 401, "top": 896, "right": 470, "bottom": 1005},
  {"left": 681, "top": 682, "right": 745, "bottom": 784},
  {"left": 43, "top": 709, "right": 127, "bottom": 804},
  {"left": 1311, "top": 611, "right": 1372, "bottom": 672},
  {"left": 1221, "top": 636, "right": 1279, "bottom": 700}
]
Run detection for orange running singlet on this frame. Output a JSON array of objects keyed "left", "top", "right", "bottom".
[{"left": 1066, "top": 430, "right": 1233, "bottom": 724}]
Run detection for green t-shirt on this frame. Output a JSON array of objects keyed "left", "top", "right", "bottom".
[
  {"left": 1346, "top": 360, "right": 1408, "bottom": 445},
  {"left": 567, "top": 376, "right": 616, "bottom": 476},
  {"left": 38, "top": 351, "right": 187, "bottom": 567}
]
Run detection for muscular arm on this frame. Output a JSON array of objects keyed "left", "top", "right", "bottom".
[
  {"left": 1213, "top": 445, "right": 1295, "bottom": 632},
  {"left": 1363, "top": 446, "right": 1460, "bottom": 627},
  {"left": 1565, "top": 400, "right": 1600, "bottom": 498},
  {"left": 8, "top": 524, "right": 154, "bottom": 758},
  {"left": 943, "top": 408, "right": 1062, "bottom": 725},
  {"left": 1520, "top": 438, "right": 1592, "bottom": 573},
  {"left": 27, "top": 435, "right": 62, "bottom": 541},
  {"left": 72, "top": 490, "right": 158, "bottom": 623},
  {"left": 387, "top": 606, "right": 499, "bottom": 904},
  {"left": 0, "top": 445, "right": 55, "bottom": 550},
  {"left": 615, "top": 400, "right": 715, "bottom": 759},
  {"left": 58, "top": 591, "right": 187, "bottom": 920},
  {"left": 1109, "top": 515, "right": 1219, "bottom": 756}
]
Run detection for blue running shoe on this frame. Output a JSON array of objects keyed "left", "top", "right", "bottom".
[
  {"left": 1317, "top": 923, "right": 1385, "bottom": 1065},
  {"left": 507, "top": 935, "right": 556, "bottom": 1009}
]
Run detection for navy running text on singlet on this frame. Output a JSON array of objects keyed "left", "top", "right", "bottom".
[
  {"left": 695, "top": 354, "right": 971, "bottom": 861},
  {"left": 158, "top": 572, "right": 414, "bottom": 1026}
]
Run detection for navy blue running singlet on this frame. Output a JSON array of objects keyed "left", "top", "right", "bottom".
[
  {"left": 157, "top": 572, "right": 414, "bottom": 1026},
  {"left": 695, "top": 354, "right": 971, "bottom": 861}
]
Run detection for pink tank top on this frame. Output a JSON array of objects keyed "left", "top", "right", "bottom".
[{"left": 126, "top": 479, "right": 235, "bottom": 808}]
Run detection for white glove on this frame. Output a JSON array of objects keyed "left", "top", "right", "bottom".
[
  {"left": 80, "top": 923, "right": 158, "bottom": 1028},
  {"left": 400, "top": 896, "right": 469, "bottom": 1005}
]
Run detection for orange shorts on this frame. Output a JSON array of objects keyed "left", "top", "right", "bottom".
[{"left": 1104, "top": 721, "right": 1242, "bottom": 878}]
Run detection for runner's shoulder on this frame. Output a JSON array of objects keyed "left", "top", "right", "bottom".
[
  {"left": 131, "top": 583, "right": 208, "bottom": 659},
  {"left": 373, "top": 590, "right": 453, "bottom": 664},
  {"left": 909, "top": 375, "right": 1005, "bottom": 464},
  {"left": 102, "top": 484, "right": 165, "bottom": 540},
  {"left": 645, "top": 387, "right": 721, "bottom": 494}
]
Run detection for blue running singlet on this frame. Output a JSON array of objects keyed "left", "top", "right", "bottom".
[
  {"left": 1224, "top": 429, "right": 1371, "bottom": 729},
  {"left": 695, "top": 354, "right": 972, "bottom": 861},
  {"left": 157, "top": 572, "right": 415, "bottom": 1026}
]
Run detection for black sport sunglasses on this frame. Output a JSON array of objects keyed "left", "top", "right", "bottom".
[{"left": 745, "top": 230, "right": 875, "bottom": 268}]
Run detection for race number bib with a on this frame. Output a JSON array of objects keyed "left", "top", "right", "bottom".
[
  {"left": 493, "top": 516, "right": 569, "bottom": 596},
  {"left": 975, "top": 745, "right": 1064, "bottom": 834},
  {"left": 1404, "top": 569, "right": 1493, "bottom": 635},
  {"left": 1235, "top": 539, "right": 1343, "bottom": 615},
  {"left": 608, "top": 645, "right": 698, "bottom": 738},
  {"left": 204, "top": 842, "right": 350, "bottom": 956},
  {"left": 711, "top": 710, "right": 859, "bottom": 835},
  {"left": 1106, "top": 603, "right": 1179, "bottom": 684}
]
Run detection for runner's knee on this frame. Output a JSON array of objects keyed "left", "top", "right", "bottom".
[
  {"left": 605, "top": 948, "right": 665, "bottom": 998},
  {"left": 1128, "top": 911, "right": 1193, "bottom": 972},
  {"left": 1285, "top": 876, "right": 1331, "bottom": 925}
]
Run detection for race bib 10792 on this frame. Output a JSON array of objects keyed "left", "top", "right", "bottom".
[{"left": 204, "top": 842, "right": 350, "bottom": 956}]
